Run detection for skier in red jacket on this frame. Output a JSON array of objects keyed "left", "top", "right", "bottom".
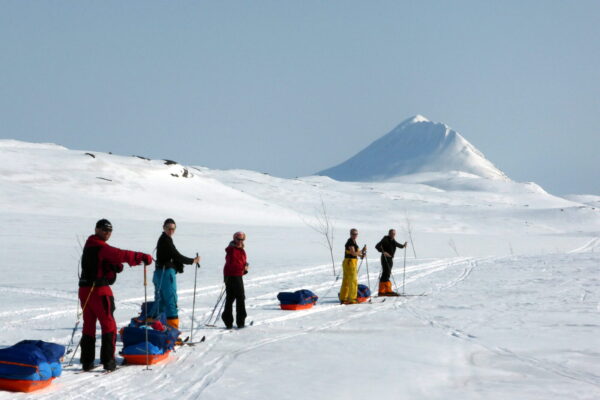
[
  {"left": 222, "top": 231, "right": 249, "bottom": 329},
  {"left": 78, "top": 219, "right": 153, "bottom": 372}
]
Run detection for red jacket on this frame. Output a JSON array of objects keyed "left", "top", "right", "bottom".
[
  {"left": 223, "top": 242, "right": 247, "bottom": 277},
  {"left": 79, "top": 235, "right": 147, "bottom": 288}
]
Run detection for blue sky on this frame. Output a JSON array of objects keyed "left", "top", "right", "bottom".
[{"left": 1, "top": 1, "right": 598, "bottom": 194}]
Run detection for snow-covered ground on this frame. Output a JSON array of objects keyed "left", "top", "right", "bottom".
[{"left": 1, "top": 140, "right": 599, "bottom": 399}]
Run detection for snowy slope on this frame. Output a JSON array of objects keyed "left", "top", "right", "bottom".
[
  {"left": 317, "top": 115, "right": 508, "bottom": 182},
  {"left": 565, "top": 194, "right": 600, "bottom": 209},
  {"left": 1, "top": 140, "right": 599, "bottom": 399}
]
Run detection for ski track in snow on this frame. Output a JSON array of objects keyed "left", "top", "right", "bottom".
[
  {"left": 3, "top": 253, "right": 598, "bottom": 399},
  {"left": 402, "top": 258, "right": 600, "bottom": 392},
  {"left": 0, "top": 257, "right": 474, "bottom": 344},
  {"left": 18, "top": 255, "right": 473, "bottom": 400},
  {"left": 0, "top": 286, "right": 74, "bottom": 301}
]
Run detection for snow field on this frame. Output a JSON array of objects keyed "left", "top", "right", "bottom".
[{"left": 1, "top": 140, "right": 599, "bottom": 399}]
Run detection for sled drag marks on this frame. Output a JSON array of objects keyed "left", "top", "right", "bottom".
[
  {"left": 168, "top": 256, "right": 481, "bottom": 399},
  {"left": 26, "top": 255, "right": 495, "bottom": 400},
  {"left": 176, "top": 304, "right": 389, "bottom": 399}
]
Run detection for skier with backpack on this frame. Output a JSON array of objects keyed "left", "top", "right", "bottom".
[
  {"left": 153, "top": 218, "right": 201, "bottom": 331},
  {"left": 78, "top": 219, "right": 153, "bottom": 372},
  {"left": 375, "top": 229, "right": 407, "bottom": 296}
]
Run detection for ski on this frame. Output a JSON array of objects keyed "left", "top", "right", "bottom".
[
  {"left": 366, "top": 297, "right": 385, "bottom": 303},
  {"left": 96, "top": 369, "right": 117, "bottom": 376},
  {"left": 182, "top": 335, "right": 206, "bottom": 346},
  {"left": 376, "top": 293, "right": 426, "bottom": 297},
  {"left": 207, "top": 320, "right": 254, "bottom": 330},
  {"left": 74, "top": 365, "right": 101, "bottom": 374},
  {"left": 174, "top": 335, "right": 190, "bottom": 346}
]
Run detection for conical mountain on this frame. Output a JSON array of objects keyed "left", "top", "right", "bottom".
[{"left": 317, "top": 115, "right": 508, "bottom": 181}]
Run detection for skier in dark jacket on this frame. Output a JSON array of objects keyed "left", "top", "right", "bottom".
[
  {"left": 222, "top": 231, "right": 249, "bottom": 329},
  {"left": 153, "top": 218, "right": 200, "bottom": 331},
  {"left": 78, "top": 219, "right": 153, "bottom": 372},
  {"left": 375, "top": 229, "right": 407, "bottom": 296}
]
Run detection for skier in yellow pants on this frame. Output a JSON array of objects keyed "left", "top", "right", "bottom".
[{"left": 340, "top": 228, "right": 366, "bottom": 304}]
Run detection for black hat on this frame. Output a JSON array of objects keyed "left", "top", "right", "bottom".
[
  {"left": 163, "top": 218, "right": 176, "bottom": 227},
  {"left": 96, "top": 219, "right": 113, "bottom": 231}
]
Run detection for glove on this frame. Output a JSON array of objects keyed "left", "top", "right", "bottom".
[
  {"left": 135, "top": 252, "right": 153, "bottom": 266},
  {"left": 142, "top": 253, "right": 153, "bottom": 266}
]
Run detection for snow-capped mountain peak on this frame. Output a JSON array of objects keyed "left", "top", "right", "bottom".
[
  {"left": 406, "top": 114, "right": 430, "bottom": 124},
  {"left": 317, "top": 115, "right": 508, "bottom": 182}
]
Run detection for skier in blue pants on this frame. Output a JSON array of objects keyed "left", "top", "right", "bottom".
[{"left": 153, "top": 218, "right": 200, "bottom": 331}]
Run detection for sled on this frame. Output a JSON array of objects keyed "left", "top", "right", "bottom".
[
  {"left": 0, "top": 340, "right": 64, "bottom": 393},
  {"left": 120, "top": 302, "right": 180, "bottom": 366},
  {"left": 280, "top": 303, "right": 314, "bottom": 311},
  {"left": 277, "top": 289, "right": 318, "bottom": 311},
  {"left": 122, "top": 350, "right": 171, "bottom": 366},
  {"left": 0, "top": 377, "right": 54, "bottom": 393}
]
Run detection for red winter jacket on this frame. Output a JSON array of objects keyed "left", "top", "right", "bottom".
[
  {"left": 79, "top": 235, "right": 148, "bottom": 288},
  {"left": 223, "top": 242, "right": 247, "bottom": 277}
]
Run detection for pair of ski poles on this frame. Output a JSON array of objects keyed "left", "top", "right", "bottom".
[
  {"left": 66, "top": 283, "right": 95, "bottom": 366},
  {"left": 204, "top": 284, "right": 226, "bottom": 327}
]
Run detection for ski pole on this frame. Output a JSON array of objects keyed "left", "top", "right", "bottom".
[
  {"left": 144, "top": 264, "right": 150, "bottom": 370},
  {"left": 205, "top": 284, "right": 226, "bottom": 326},
  {"left": 356, "top": 256, "right": 365, "bottom": 274},
  {"left": 320, "top": 263, "right": 344, "bottom": 301},
  {"left": 215, "top": 292, "right": 226, "bottom": 326},
  {"left": 390, "top": 270, "right": 401, "bottom": 294},
  {"left": 402, "top": 244, "right": 407, "bottom": 295},
  {"left": 382, "top": 256, "right": 401, "bottom": 294},
  {"left": 190, "top": 253, "right": 200, "bottom": 342},
  {"left": 364, "top": 247, "right": 372, "bottom": 301},
  {"left": 66, "top": 283, "right": 96, "bottom": 366}
]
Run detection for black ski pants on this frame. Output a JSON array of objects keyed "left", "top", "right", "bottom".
[
  {"left": 380, "top": 256, "right": 393, "bottom": 282},
  {"left": 222, "top": 276, "right": 247, "bottom": 328}
]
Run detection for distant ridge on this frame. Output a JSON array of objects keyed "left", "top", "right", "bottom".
[{"left": 317, "top": 115, "right": 508, "bottom": 182}]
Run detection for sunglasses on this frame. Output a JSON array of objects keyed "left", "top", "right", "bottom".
[
  {"left": 101, "top": 228, "right": 113, "bottom": 233},
  {"left": 235, "top": 237, "right": 245, "bottom": 241}
]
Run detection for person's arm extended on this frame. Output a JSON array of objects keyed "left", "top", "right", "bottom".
[{"left": 101, "top": 244, "right": 152, "bottom": 267}]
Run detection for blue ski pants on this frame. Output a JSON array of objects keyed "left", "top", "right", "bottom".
[{"left": 152, "top": 268, "right": 178, "bottom": 319}]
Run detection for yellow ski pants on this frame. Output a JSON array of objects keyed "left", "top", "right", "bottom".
[{"left": 340, "top": 258, "right": 358, "bottom": 303}]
